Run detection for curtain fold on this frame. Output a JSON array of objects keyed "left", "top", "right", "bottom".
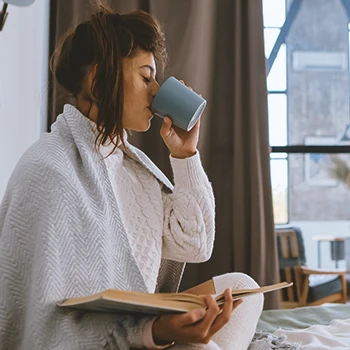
[{"left": 48, "top": 0, "right": 279, "bottom": 309}]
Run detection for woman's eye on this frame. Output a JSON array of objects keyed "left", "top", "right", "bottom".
[{"left": 143, "top": 76, "right": 151, "bottom": 84}]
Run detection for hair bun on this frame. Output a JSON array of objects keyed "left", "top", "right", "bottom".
[
  {"left": 53, "top": 22, "right": 94, "bottom": 96},
  {"left": 71, "top": 22, "right": 94, "bottom": 67}
]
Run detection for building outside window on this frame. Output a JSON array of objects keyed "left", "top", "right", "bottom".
[{"left": 263, "top": 0, "right": 350, "bottom": 269}]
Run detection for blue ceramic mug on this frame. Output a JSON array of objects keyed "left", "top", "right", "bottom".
[{"left": 151, "top": 76, "right": 207, "bottom": 131}]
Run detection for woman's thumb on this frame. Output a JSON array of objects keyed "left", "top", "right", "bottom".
[
  {"left": 160, "top": 117, "right": 172, "bottom": 138},
  {"left": 181, "top": 308, "right": 206, "bottom": 326}
]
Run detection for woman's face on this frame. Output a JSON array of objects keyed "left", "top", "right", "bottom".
[{"left": 122, "top": 50, "right": 160, "bottom": 132}]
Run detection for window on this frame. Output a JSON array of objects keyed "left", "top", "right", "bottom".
[{"left": 263, "top": 0, "right": 350, "bottom": 228}]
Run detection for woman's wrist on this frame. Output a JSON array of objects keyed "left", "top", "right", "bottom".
[
  {"left": 152, "top": 316, "right": 175, "bottom": 347},
  {"left": 170, "top": 150, "right": 197, "bottom": 159}
]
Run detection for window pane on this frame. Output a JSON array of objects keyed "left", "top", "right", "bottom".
[
  {"left": 289, "top": 153, "right": 350, "bottom": 220},
  {"left": 263, "top": 0, "right": 286, "bottom": 27},
  {"left": 288, "top": 152, "right": 350, "bottom": 269},
  {"left": 264, "top": 28, "right": 280, "bottom": 58},
  {"left": 348, "top": 30, "right": 350, "bottom": 65},
  {"left": 270, "top": 152, "right": 288, "bottom": 159},
  {"left": 285, "top": 2, "right": 349, "bottom": 146},
  {"left": 270, "top": 158, "right": 288, "bottom": 224},
  {"left": 268, "top": 93, "right": 287, "bottom": 146},
  {"left": 267, "top": 44, "right": 286, "bottom": 91}
]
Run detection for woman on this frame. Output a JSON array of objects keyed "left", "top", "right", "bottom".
[{"left": 0, "top": 3, "right": 263, "bottom": 349}]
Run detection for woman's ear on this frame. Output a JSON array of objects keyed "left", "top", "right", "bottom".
[
  {"left": 91, "top": 64, "right": 98, "bottom": 78},
  {"left": 86, "top": 64, "right": 98, "bottom": 97}
]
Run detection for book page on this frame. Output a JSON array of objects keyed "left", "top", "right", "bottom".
[{"left": 215, "top": 282, "right": 293, "bottom": 304}]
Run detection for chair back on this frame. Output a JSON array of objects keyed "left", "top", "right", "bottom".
[
  {"left": 276, "top": 226, "right": 306, "bottom": 303},
  {"left": 345, "top": 237, "right": 350, "bottom": 272}
]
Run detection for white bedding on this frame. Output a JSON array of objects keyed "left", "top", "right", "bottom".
[{"left": 274, "top": 318, "right": 350, "bottom": 349}]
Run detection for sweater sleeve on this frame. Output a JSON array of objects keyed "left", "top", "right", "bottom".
[
  {"left": 118, "top": 316, "right": 150, "bottom": 348},
  {"left": 162, "top": 152, "right": 215, "bottom": 262}
]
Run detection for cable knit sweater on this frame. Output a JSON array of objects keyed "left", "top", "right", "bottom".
[{"left": 98, "top": 136, "right": 215, "bottom": 294}]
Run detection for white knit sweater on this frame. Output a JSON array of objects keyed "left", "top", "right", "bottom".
[
  {"left": 0, "top": 105, "right": 215, "bottom": 349},
  {"left": 98, "top": 135, "right": 215, "bottom": 294}
]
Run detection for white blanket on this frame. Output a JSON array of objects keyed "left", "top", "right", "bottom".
[{"left": 274, "top": 318, "right": 350, "bottom": 349}]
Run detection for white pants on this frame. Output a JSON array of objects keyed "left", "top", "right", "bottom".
[{"left": 172, "top": 273, "right": 264, "bottom": 350}]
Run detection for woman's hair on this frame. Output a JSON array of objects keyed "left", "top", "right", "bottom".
[{"left": 51, "top": 2, "right": 167, "bottom": 150}]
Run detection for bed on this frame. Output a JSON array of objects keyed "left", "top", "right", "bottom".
[{"left": 249, "top": 304, "right": 350, "bottom": 349}]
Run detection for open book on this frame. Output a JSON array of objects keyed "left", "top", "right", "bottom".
[{"left": 58, "top": 282, "right": 292, "bottom": 316}]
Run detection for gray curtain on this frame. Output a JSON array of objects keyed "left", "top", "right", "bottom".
[{"left": 49, "top": 0, "right": 279, "bottom": 309}]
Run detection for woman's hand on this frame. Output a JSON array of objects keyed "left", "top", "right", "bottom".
[
  {"left": 152, "top": 288, "right": 243, "bottom": 345},
  {"left": 159, "top": 81, "right": 201, "bottom": 159}
]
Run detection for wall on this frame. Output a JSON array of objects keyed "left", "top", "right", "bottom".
[{"left": 0, "top": 0, "right": 49, "bottom": 201}]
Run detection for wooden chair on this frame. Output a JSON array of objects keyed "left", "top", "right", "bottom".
[{"left": 276, "top": 226, "right": 347, "bottom": 309}]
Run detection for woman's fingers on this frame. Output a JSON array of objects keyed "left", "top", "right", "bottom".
[
  {"left": 159, "top": 116, "right": 172, "bottom": 138},
  {"left": 192, "top": 118, "right": 201, "bottom": 129},
  {"left": 152, "top": 307, "right": 207, "bottom": 344},
  {"left": 206, "top": 289, "right": 233, "bottom": 334},
  {"left": 163, "top": 116, "right": 172, "bottom": 126},
  {"left": 180, "top": 79, "right": 204, "bottom": 98},
  {"left": 153, "top": 292, "right": 242, "bottom": 345},
  {"left": 207, "top": 289, "right": 243, "bottom": 339},
  {"left": 203, "top": 291, "right": 244, "bottom": 342},
  {"left": 174, "top": 295, "right": 219, "bottom": 343},
  {"left": 173, "top": 307, "right": 206, "bottom": 327},
  {"left": 193, "top": 295, "right": 220, "bottom": 336},
  {"left": 180, "top": 79, "right": 193, "bottom": 91},
  {"left": 232, "top": 299, "right": 243, "bottom": 311}
]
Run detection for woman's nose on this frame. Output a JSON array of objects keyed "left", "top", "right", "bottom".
[{"left": 152, "top": 80, "right": 160, "bottom": 97}]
